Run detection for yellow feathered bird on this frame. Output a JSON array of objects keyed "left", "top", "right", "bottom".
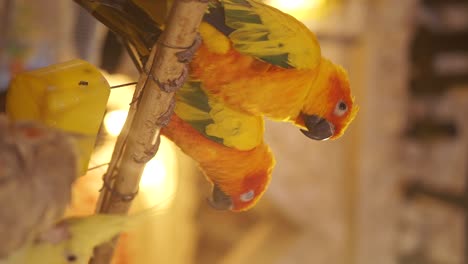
[
  {"left": 76, "top": 0, "right": 358, "bottom": 212},
  {"left": 5, "top": 208, "right": 163, "bottom": 264},
  {"left": 195, "top": 0, "right": 358, "bottom": 138},
  {"left": 162, "top": 0, "right": 358, "bottom": 212}
]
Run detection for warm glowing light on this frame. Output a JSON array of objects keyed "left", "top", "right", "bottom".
[
  {"left": 101, "top": 72, "right": 133, "bottom": 87},
  {"left": 269, "top": 0, "right": 312, "bottom": 11},
  {"left": 101, "top": 72, "right": 135, "bottom": 137},
  {"left": 267, "top": 0, "right": 328, "bottom": 20},
  {"left": 140, "top": 137, "right": 178, "bottom": 209},
  {"left": 102, "top": 72, "right": 135, "bottom": 110},
  {"left": 141, "top": 159, "right": 166, "bottom": 188},
  {"left": 103, "top": 110, "right": 128, "bottom": 136}
]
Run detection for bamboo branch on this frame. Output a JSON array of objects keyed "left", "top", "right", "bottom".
[{"left": 90, "top": 1, "right": 208, "bottom": 263}]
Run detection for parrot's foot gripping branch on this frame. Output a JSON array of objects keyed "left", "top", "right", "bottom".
[
  {"left": 152, "top": 66, "right": 188, "bottom": 93},
  {"left": 148, "top": 34, "right": 202, "bottom": 93},
  {"left": 156, "top": 96, "right": 177, "bottom": 127},
  {"left": 133, "top": 132, "right": 161, "bottom": 163},
  {"left": 129, "top": 97, "right": 174, "bottom": 164},
  {"left": 175, "top": 34, "right": 202, "bottom": 63}
]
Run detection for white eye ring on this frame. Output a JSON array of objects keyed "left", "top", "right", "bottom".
[
  {"left": 334, "top": 100, "right": 348, "bottom": 117},
  {"left": 240, "top": 190, "right": 255, "bottom": 202}
]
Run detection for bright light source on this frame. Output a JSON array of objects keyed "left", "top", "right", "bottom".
[
  {"left": 101, "top": 72, "right": 133, "bottom": 88},
  {"left": 269, "top": 0, "right": 309, "bottom": 11},
  {"left": 104, "top": 110, "right": 128, "bottom": 136},
  {"left": 141, "top": 159, "right": 166, "bottom": 187},
  {"left": 140, "top": 137, "right": 178, "bottom": 210},
  {"left": 102, "top": 72, "right": 135, "bottom": 110},
  {"left": 267, "top": 0, "right": 327, "bottom": 19}
]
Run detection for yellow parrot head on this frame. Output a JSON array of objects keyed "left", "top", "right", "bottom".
[{"left": 296, "top": 58, "right": 358, "bottom": 141}]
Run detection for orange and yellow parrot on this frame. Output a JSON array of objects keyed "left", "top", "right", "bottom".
[
  {"left": 75, "top": 0, "right": 358, "bottom": 212},
  {"left": 161, "top": 0, "right": 358, "bottom": 211}
]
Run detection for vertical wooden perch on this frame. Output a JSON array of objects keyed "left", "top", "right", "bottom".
[{"left": 91, "top": 1, "right": 208, "bottom": 263}]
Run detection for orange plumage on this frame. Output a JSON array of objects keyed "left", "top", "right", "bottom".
[
  {"left": 162, "top": 115, "right": 274, "bottom": 211},
  {"left": 161, "top": 0, "right": 357, "bottom": 211}
]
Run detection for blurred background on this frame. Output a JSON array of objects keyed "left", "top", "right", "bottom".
[{"left": 1, "top": 0, "right": 468, "bottom": 263}]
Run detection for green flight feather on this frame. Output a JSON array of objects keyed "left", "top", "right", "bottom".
[
  {"left": 175, "top": 81, "right": 264, "bottom": 151},
  {"left": 217, "top": 0, "right": 322, "bottom": 70},
  {"left": 175, "top": 81, "right": 224, "bottom": 145}
]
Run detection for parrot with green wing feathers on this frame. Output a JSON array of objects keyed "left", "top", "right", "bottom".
[
  {"left": 163, "top": 0, "right": 358, "bottom": 211},
  {"left": 76, "top": 0, "right": 358, "bottom": 212}
]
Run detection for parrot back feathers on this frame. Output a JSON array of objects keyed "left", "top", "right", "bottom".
[
  {"left": 204, "top": 0, "right": 322, "bottom": 70},
  {"left": 204, "top": 1, "right": 236, "bottom": 36}
]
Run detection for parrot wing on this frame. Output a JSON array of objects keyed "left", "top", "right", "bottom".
[
  {"left": 164, "top": 81, "right": 274, "bottom": 211},
  {"left": 74, "top": 0, "right": 321, "bottom": 71},
  {"left": 175, "top": 80, "right": 264, "bottom": 151},
  {"left": 204, "top": 0, "right": 321, "bottom": 69},
  {"left": 161, "top": 113, "right": 275, "bottom": 212}
]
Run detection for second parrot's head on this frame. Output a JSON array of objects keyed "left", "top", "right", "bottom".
[
  {"left": 296, "top": 58, "right": 358, "bottom": 141},
  {"left": 207, "top": 144, "right": 275, "bottom": 212},
  {"left": 208, "top": 171, "right": 272, "bottom": 212}
]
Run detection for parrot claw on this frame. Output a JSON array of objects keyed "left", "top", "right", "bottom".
[
  {"left": 156, "top": 96, "right": 176, "bottom": 127},
  {"left": 176, "top": 33, "right": 202, "bottom": 63},
  {"left": 149, "top": 33, "right": 201, "bottom": 93},
  {"left": 131, "top": 97, "right": 175, "bottom": 163},
  {"left": 132, "top": 135, "right": 160, "bottom": 164},
  {"left": 141, "top": 141, "right": 160, "bottom": 162},
  {"left": 153, "top": 65, "right": 189, "bottom": 93}
]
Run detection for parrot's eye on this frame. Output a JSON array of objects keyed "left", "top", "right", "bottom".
[
  {"left": 334, "top": 100, "right": 348, "bottom": 117},
  {"left": 240, "top": 190, "right": 255, "bottom": 202}
]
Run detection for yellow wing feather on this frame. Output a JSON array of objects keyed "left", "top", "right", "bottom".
[{"left": 221, "top": 0, "right": 321, "bottom": 69}]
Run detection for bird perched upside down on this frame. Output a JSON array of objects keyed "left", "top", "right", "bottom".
[
  {"left": 161, "top": 0, "right": 358, "bottom": 211},
  {"left": 75, "top": 0, "right": 357, "bottom": 211}
]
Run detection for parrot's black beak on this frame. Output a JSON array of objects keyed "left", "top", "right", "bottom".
[
  {"left": 208, "top": 184, "right": 233, "bottom": 211},
  {"left": 300, "top": 114, "right": 334, "bottom": 141}
]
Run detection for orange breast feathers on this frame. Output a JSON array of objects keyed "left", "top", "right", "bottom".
[{"left": 189, "top": 42, "right": 317, "bottom": 121}]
